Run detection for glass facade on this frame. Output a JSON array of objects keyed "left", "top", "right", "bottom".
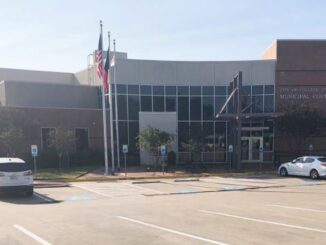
[{"left": 110, "top": 84, "right": 275, "bottom": 164}]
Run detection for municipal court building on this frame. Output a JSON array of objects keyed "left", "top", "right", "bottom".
[{"left": 1, "top": 40, "right": 326, "bottom": 169}]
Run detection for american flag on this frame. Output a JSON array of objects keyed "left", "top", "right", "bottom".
[{"left": 96, "top": 33, "right": 103, "bottom": 80}]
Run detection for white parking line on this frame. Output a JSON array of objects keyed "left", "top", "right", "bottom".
[
  {"left": 117, "top": 216, "right": 228, "bottom": 245},
  {"left": 268, "top": 204, "right": 326, "bottom": 213},
  {"left": 14, "top": 224, "right": 52, "bottom": 245},
  {"left": 123, "top": 183, "right": 164, "bottom": 194},
  {"left": 199, "top": 210, "right": 326, "bottom": 234},
  {"left": 33, "top": 193, "right": 53, "bottom": 203},
  {"left": 72, "top": 184, "right": 113, "bottom": 198}
]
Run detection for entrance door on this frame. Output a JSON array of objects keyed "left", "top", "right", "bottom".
[
  {"left": 241, "top": 137, "right": 263, "bottom": 161},
  {"left": 241, "top": 139, "right": 249, "bottom": 161}
]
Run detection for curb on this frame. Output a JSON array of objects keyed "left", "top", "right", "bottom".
[{"left": 34, "top": 171, "right": 278, "bottom": 183}]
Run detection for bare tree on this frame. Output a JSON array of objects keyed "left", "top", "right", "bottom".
[{"left": 48, "top": 127, "right": 75, "bottom": 169}]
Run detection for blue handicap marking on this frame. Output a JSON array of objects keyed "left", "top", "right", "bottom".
[
  {"left": 64, "top": 195, "right": 96, "bottom": 201},
  {"left": 300, "top": 179, "right": 319, "bottom": 186}
]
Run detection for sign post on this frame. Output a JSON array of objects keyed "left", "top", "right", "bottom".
[
  {"left": 122, "top": 145, "right": 128, "bottom": 177},
  {"left": 31, "top": 145, "right": 38, "bottom": 173},
  {"left": 160, "top": 145, "right": 166, "bottom": 174},
  {"left": 228, "top": 145, "right": 233, "bottom": 170}
]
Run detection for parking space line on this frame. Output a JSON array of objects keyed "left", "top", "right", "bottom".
[
  {"left": 268, "top": 204, "right": 326, "bottom": 213},
  {"left": 117, "top": 216, "right": 228, "bottom": 245},
  {"left": 14, "top": 224, "right": 52, "bottom": 245},
  {"left": 123, "top": 183, "right": 164, "bottom": 194},
  {"left": 199, "top": 210, "right": 326, "bottom": 234},
  {"left": 72, "top": 184, "right": 113, "bottom": 198}
]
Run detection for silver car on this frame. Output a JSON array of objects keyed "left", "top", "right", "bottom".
[{"left": 278, "top": 156, "right": 326, "bottom": 179}]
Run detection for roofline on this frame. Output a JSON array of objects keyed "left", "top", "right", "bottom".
[{"left": 0, "top": 67, "right": 75, "bottom": 76}]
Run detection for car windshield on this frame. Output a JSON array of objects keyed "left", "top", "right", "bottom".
[
  {"left": 317, "top": 157, "right": 326, "bottom": 162},
  {"left": 0, "top": 162, "right": 30, "bottom": 172}
]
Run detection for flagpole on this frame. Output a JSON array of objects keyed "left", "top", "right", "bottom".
[
  {"left": 113, "top": 39, "right": 121, "bottom": 171},
  {"left": 99, "top": 21, "right": 110, "bottom": 175},
  {"left": 108, "top": 32, "right": 115, "bottom": 175}
]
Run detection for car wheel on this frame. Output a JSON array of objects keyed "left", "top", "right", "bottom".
[
  {"left": 310, "top": 169, "right": 319, "bottom": 180},
  {"left": 279, "top": 167, "right": 288, "bottom": 177}
]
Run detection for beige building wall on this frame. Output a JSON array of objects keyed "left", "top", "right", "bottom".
[{"left": 262, "top": 41, "right": 277, "bottom": 60}]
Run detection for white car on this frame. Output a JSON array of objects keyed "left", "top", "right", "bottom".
[
  {"left": 278, "top": 156, "right": 326, "bottom": 179},
  {"left": 0, "top": 158, "right": 34, "bottom": 196}
]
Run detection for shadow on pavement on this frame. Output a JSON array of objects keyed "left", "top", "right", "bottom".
[{"left": 0, "top": 192, "right": 60, "bottom": 205}]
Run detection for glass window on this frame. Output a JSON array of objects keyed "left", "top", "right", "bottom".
[
  {"left": 153, "top": 86, "right": 164, "bottom": 95},
  {"left": 252, "top": 95, "right": 263, "bottom": 113},
  {"left": 241, "top": 95, "right": 251, "bottom": 113},
  {"left": 140, "top": 85, "right": 151, "bottom": 95},
  {"left": 203, "top": 97, "right": 214, "bottom": 120},
  {"left": 190, "top": 97, "right": 201, "bottom": 120},
  {"left": 153, "top": 96, "right": 164, "bottom": 112},
  {"left": 265, "top": 85, "right": 274, "bottom": 94},
  {"left": 203, "top": 86, "right": 214, "bottom": 96},
  {"left": 75, "top": 128, "right": 89, "bottom": 151},
  {"left": 264, "top": 95, "right": 274, "bottom": 112},
  {"left": 128, "top": 95, "right": 139, "bottom": 120},
  {"left": 241, "top": 86, "right": 251, "bottom": 95},
  {"left": 117, "top": 84, "right": 127, "bottom": 94},
  {"left": 166, "top": 86, "right": 176, "bottom": 95},
  {"left": 41, "top": 128, "right": 55, "bottom": 149},
  {"left": 252, "top": 85, "right": 263, "bottom": 94},
  {"left": 128, "top": 85, "right": 139, "bottom": 94},
  {"left": 215, "top": 86, "right": 227, "bottom": 95},
  {"left": 215, "top": 96, "right": 226, "bottom": 114},
  {"left": 203, "top": 122, "right": 214, "bottom": 152},
  {"left": 178, "top": 122, "right": 189, "bottom": 151},
  {"left": 190, "top": 86, "right": 201, "bottom": 95},
  {"left": 166, "top": 96, "right": 176, "bottom": 111},
  {"left": 304, "top": 158, "right": 315, "bottom": 163},
  {"left": 110, "top": 84, "right": 115, "bottom": 93},
  {"left": 128, "top": 121, "right": 139, "bottom": 153},
  {"left": 178, "top": 97, "right": 189, "bottom": 120},
  {"left": 178, "top": 86, "right": 189, "bottom": 95},
  {"left": 0, "top": 162, "right": 30, "bottom": 172},
  {"left": 141, "top": 96, "right": 152, "bottom": 111},
  {"left": 118, "top": 121, "right": 128, "bottom": 147},
  {"left": 215, "top": 122, "right": 226, "bottom": 151},
  {"left": 112, "top": 95, "right": 116, "bottom": 120},
  {"left": 318, "top": 157, "right": 326, "bottom": 162},
  {"left": 118, "top": 95, "right": 127, "bottom": 120},
  {"left": 190, "top": 122, "right": 202, "bottom": 144}
]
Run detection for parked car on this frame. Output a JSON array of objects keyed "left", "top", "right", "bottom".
[
  {"left": 278, "top": 156, "right": 326, "bottom": 179},
  {"left": 0, "top": 158, "right": 34, "bottom": 196}
]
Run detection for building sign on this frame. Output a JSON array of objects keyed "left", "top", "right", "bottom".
[
  {"left": 160, "top": 145, "right": 166, "bottom": 156},
  {"left": 122, "top": 145, "right": 128, "bottom": 154},
  {"left": 278, "top": 86, "right": 326, "bottom": 100},
  {"left": 31, "top": 145, "right": 38, "bottom": 157}
]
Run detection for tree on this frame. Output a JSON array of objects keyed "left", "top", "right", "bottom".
[
  {"left": 276, "top": 102, "right": 325, "bottom": 155},
  {"left": 181, "top": 139, "right": 203, "bottom": 163},
  {"left": 47, "top": 127, "right": 75, "bottom": 169},
  {"left": 137, "top": 126, "right": 174, "bottom": 168}
]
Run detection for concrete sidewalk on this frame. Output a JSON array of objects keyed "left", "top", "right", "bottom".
[{"left": 77, "top": 166, "right": 277, "bottom": 181}]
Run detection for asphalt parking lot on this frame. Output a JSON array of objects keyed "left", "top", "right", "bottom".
[{"left": 1, "top": 176, "right": 326, "bottom": 245}]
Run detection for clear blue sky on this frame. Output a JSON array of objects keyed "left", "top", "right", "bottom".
[{"left": 1, "top": 0, "right": 326, "bottom": 73}]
